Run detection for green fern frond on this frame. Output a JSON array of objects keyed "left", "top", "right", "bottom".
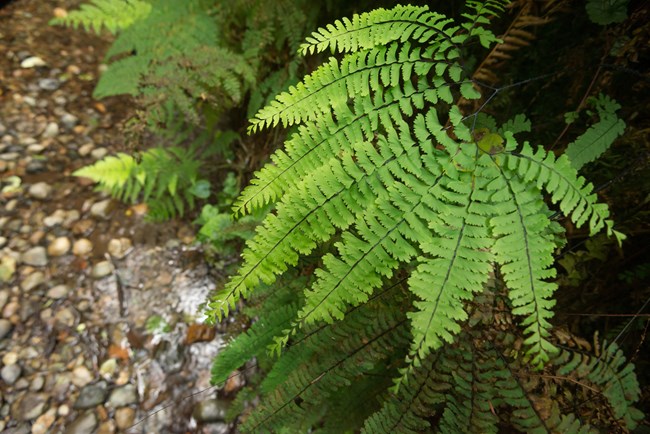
[
  {"left": 73, "top": 146, "right": 209, "bottom": 220},
  {"left": 50, "top": 0, "right": 151, "bottom": 34},
  {"left": 554, "top": 340, "right": 644, "bottom": 429},
  {"left": 564, "top": 94, "right": 626, "bottom": 170}
]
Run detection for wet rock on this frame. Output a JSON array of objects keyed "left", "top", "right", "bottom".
[
  {"left": 38, "top": 78, "right": 60, "bottom": 91},
  {"left": 46, "top": 284, "right": 69, "bottom": 299},
  {"left": 192, "top": 399, "right": 230, "bottom": 423},
  {"left": 107, "top": 238, "right": 132, "bottom": 259},
  {"left": 72, "top": 238, "right": 93, "bottom": 256},
  {"left": 61, "top": 113, "right": 78, "bottom": 129},
  {"left": 0, "top": 318, "right": 13, "bottom": 340},
  {"left": 28, "top": 182, "right": 53, "bottom": 200},
  {"left": 31, "top": 408, "right": 56, "bottom": 434},
  {"left": 90, "top": 147, "right": 108, "bottom": 160},
  {"left": 74, "top": 382, "right": 108, "bottom": 409},
  {"left": 91, "top": 261, "right": 112, "bottom": 279},
  {"left": 1, "top": 363, "right": 21, "bottom": 384},
  {"left": 11, "top": 393, "right": 48, "bottom": 421},
  {"left": 47, "top": 237, "right": 71, "bottom": 256},
  {"left": 26, "top": 160, "right": 46, "bottom": 173},
  {"left": 90, "top": 199, "right": 115, "bottom": 219},
  {"left": 54, "top": 307, "right": 76, "bottom": 327},
  {"left": 65, "top": 411, "right": 97, "bottom": 434},
  {"left": 20, "top": 271, "right": 45, "bottom": 291},
  {"left": 71, "top": 365, "right": 94, "bottom": 388},
  {"left": 115, "top": 407, "right": 135, "bottom": 430},
  {"left": 20, "top": 56, "right": 46, "bottom": 68},
  {"left": 21, "top": 247, "right": 47, "bottom": 267},
  {"left": 108, "top": 384, "right": 138, "bottom": 407},
  {"left": 63, "top": 210, "right": 81, "bottom": 227}
]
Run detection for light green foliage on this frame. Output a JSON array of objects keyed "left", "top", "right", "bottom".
[
  {"left": 74, "top": 146, "right": 210, "bottom": 220},
  {"left": 586, "top": 0, "right": 629, "bottom": 25},
  {"left": 565, "top": 94, "right": 626, "bottom": 170},
  {"left": 49, "top": 0, "right": 151, "bottom": 34},
  {"left": 206, "top": 1, "right": 642, "bottom": 431}
]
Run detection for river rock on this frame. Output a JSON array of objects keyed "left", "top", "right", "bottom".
[
  {"left": 43, "top": 210, "right": 66, "bottom": 227},
  {"left": 91, "top": 261, "right": 112, "bottom": 279},
  {"left": 20, "top": 271, "right": 45, "bottom": 291},
  {"left": 11, "top": 392, "right": 48, "bottom": 421},
  {"left": 90, "top": 199, "right": 114, "bottom": 219},
  {"left": 71, "top": 365, "right": 93, "bottom": 387},
  {"left": 78, "top": 143, "right": 94, "bottom": 157},
  {"left": 48, "top": 237, "right": 71, "bottom": 256},
  {"left": 1, "top": 363, "right": 21, "bottom": 384},
  {"left": 65, "top": 411, "right": 97, "bottom": 434},
  {"left": 0, "top": 318, "right": 12, "bottom": 339},
  {"left": 192, "top": 399, "right": 230, "bottom": 423},
  {"left": 107, "top": 238, "right": 132, "bottom": 259},
  {"left": 21, "top": 246, "right": 47, "bottom": 266},
  {"left": 74, "top": 382, "right": 108, "bottom": 409},
  {"left": 46, "top": 284, "right": 69, "bottom": 299},
  {"left": 20, "top": 56, "right": 46, "bottom": 68},
  {"left": 90, "top": 147, "right": 108, "bottom": 160},
  {"left": 115, "top": 407, "right": 135, "bottom": 430},
  {"left": 41, "top": 121, "right": 59, "bottom": 138},
  {"left": 38, "top": 78, "right": 60, "bottom": 91},
  {"left": 72, "top": 238, "right": 93, "bottom": 256},
  {"left": 28, "top": 182, "right": 53, "bottom": 200},
  {"left": 31, "top": 408, "right": 56, "bottom": 434},
  {"left": 61, "top": 113, "right": 78, "bottom": 129},
  {"left": 108, "top": 384, "right": 138, "bottom": 407}
]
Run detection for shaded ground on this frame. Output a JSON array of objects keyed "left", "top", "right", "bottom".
[{"left": 0, "top": 1, "right": 235, "bottom": 433}]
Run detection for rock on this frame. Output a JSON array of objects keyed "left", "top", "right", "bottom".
[
  {"left": 192, "top": 399, "right": 230, "bottom": 423},
  {"left": 72, "top": 219, "right": 95, "bottom": 235},
  {"left": 63, "top": 210, "right": 81, "bottom": 227},
  {"left": 115, "top": 407, "right": 135, "bottom": 430},
  {"left": 90, "top": 199, "right": 115, "bottom": 219},
  {"left": 1, "top": 363, "right": 21, "bottom": 384},
  {"left": 3, "top": 351, "right": 18, "bottom": 365},
  {"left": 61, "top": 113, "right": 78, "bottom": 129},
  {"left": 38, "top": 78, "right": 60, "bottom": 91},
  {"left": 90, "top": 147, "right": 108, "bottom": 160},
  {"left": 78, "top": 143, "right": 94, "bottom": 157},
  {"left": 43, "top": 210, "right": 66, "bottom": 227},
  {"left": 21, "top": 247, "right": 47, "bottom": 267},
  {"left": 28, "top": 182, "right": 53, "bottom": 200},
  {"left": 42, "top": 121, "right": 60, "bottom": 138},
  {"left": 20, "top": 271, "right": 45, "bottom": 291},
  {"left": 11, "top": 393, "right": 48, "bottom": 421},
  {"left": 107, "top": 238, "right": 132, "bottom": 259},
  {"left": 46, "top": 284, "right": 69, "bottom": 299},
  {"left": 30, "top": 375, "right": 45, "bottom": 391},
  {"left": 91, "top": 261, "right": 112, "bottom": 279},
  {"left": 27, "top": 144, "right": 45, "bottom": 154},
  {"left": 0, "top": 318, "right": 12, "bottom": 339},
  {"left": 99, "top": 359, "right": 117, "bottom": 378},
  {"left": 20, "top": 56, "right": 46, "bottom": 68},
  {"left": 108, "top": 384, "right": 138, "bottom": 407},
  {"left": 74, "top": 382, "right": 108, "bottom": 409},
  {"left": 71, "top": 366, "right": 94, "bottom": 388},
  {"left": 54, "top": 307, "right": 76, "bottom": 327},
  {"left": 47, "top": 237, "right": 71, "bottom": 257},
  {"left": 97, "top": 421, "right": 116, "bottom": 434},
  {"left": 72, "top": 239, "right": 93, "bottom": 256},
  {"left": 31, "top": 408, "right": 56, "bottom": 434},
  {"left": 65, "top": 411, "right": 97, "bottom": 434}
]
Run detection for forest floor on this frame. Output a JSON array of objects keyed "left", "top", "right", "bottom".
[{"left": 0, "top": 1, "right": 235, "bottom": 433}]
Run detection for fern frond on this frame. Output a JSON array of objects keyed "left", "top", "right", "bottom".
[
  {"left": 50, "top": 0, "right": 151, "bottom": 34},
  {"left": 73, "top": 153, "right": 138, "bottom": 201},
  {"left": 299, "top": 5, "right": 456, "bottom": 55},
  {"left": 564, "top": 94, "right": 626, "bottom": 170}
]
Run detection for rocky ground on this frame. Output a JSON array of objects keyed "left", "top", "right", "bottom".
[{"left": 1, "top": 2, "right": 238, "bottom": 433}]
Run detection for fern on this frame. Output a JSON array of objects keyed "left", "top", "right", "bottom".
[
  {"left": 564, "top": 93, "right": 626, "bottom": 170},
  {"left": 50, "top": 0, "right": 151, "bottom": 34},
  {"left": 74, "top": 146, "right": 210, "bottom": 220},
  {"left": 201, "top": 1, "right": 645, "bottom": 431}
]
